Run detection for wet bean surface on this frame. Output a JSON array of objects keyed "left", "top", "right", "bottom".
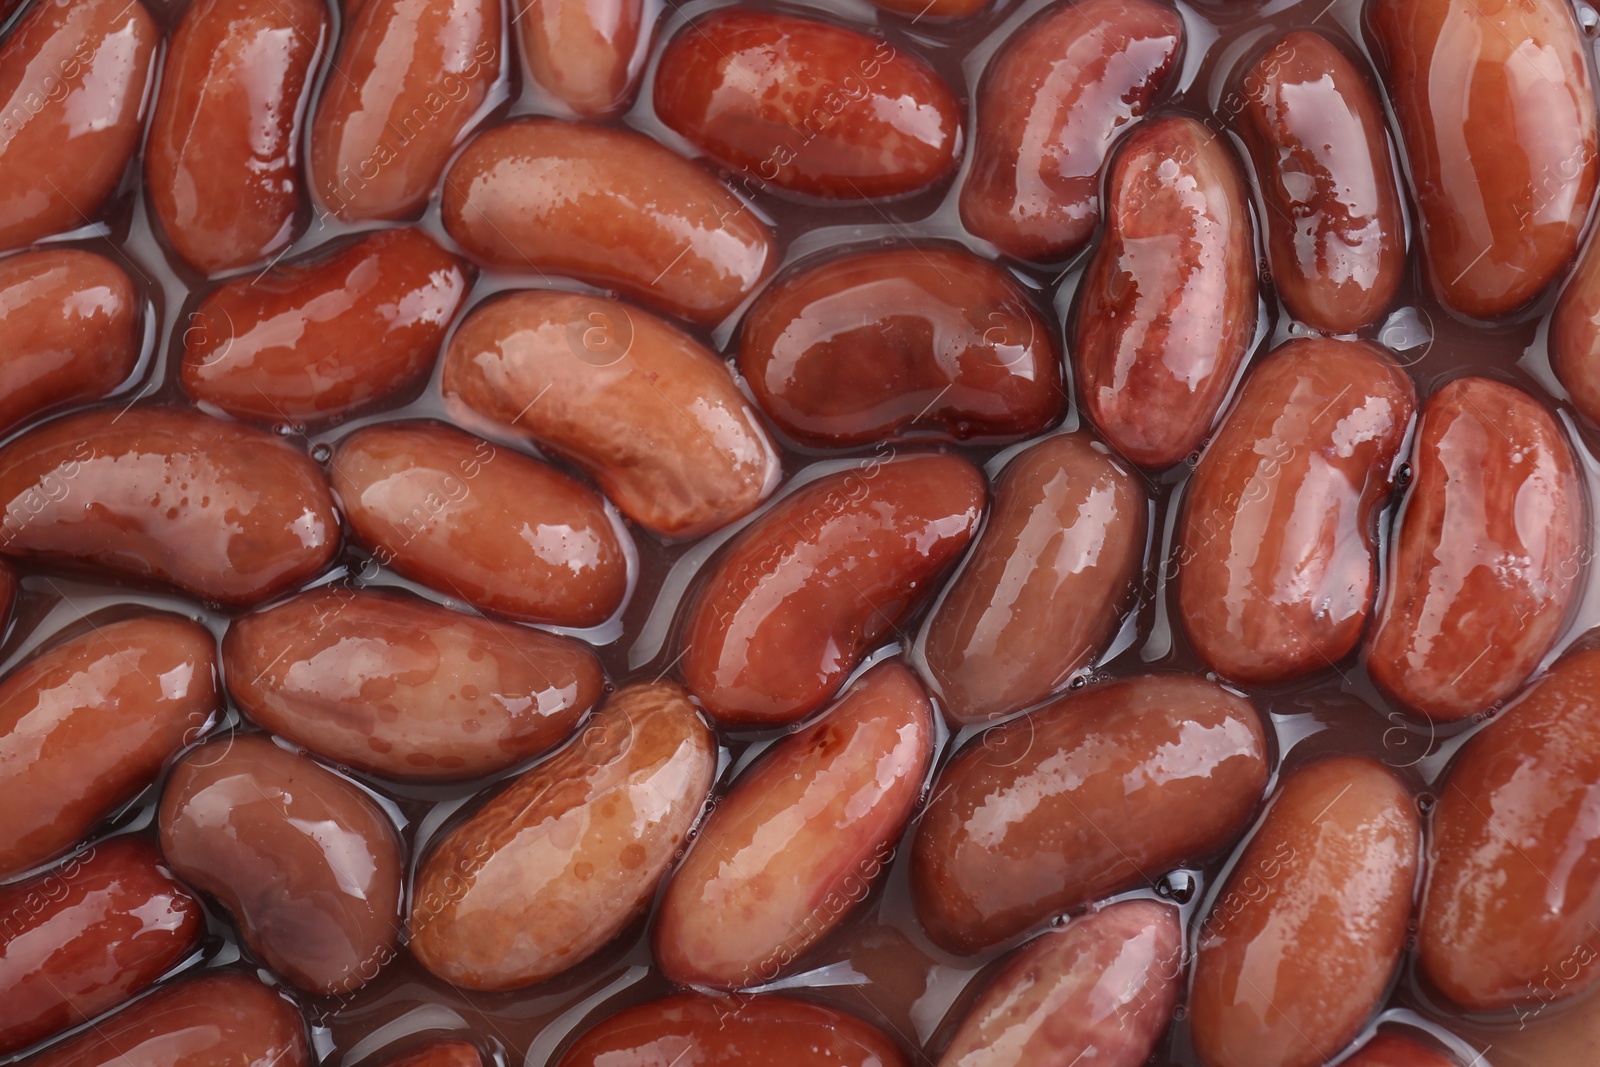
[{"left": 1, "top": 0, "right": 1598, "bottom": 1064}]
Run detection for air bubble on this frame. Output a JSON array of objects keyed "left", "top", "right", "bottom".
[{"left": 1156, "top": 870, "right": 1196, "bottom": 904}]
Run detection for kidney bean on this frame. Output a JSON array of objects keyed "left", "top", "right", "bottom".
[
  {"left": 375, "top": 1042, "right": 485, "bottom": 1067},
  {"left": 0, "top": 0, "right": 158, "bottom": 252},
  {"left": 443, "top": 290, "right": 780, "bottom": 538},
  {"left": 1190, "top": 756, "right": 1419, "bottom": 1067},
  {"left": 1370, "top": 0, "right": 1598, "bottom": 318},
  {"left": 1234, "top": 31, "right": 1405, "bottom": 333},
  {"left": 655, "top": 661, "right": 932, "bottom": 989},
  {"left": 1418, "top": 646, "right": 1600, "bottom": 1012},
  {"left": 911, "top": 673, "right": 1267, "bottom": 954},
  {"left": 680, "top": 453, "right": 984, "bottom": 726},
  {"left": 1176, "top": 338, "right": 1415, "bottom": 685},
  {"left": 159, "top": 734, "right": 404, "bottom": 996},
  {"left": 0, "top": 250, "right": 140, "bottom": 437},
  {"left": 1071, "top": 115, "right": 1259, "bottom": 469},
  {"left": 1341, "top": 1032, "right": 1462, "bottom": 1067},
  {"left": 330, "top": 421, "right": 630, "bottom": 626},
  {"left": 0, "top": 837, "right": 203, "bottom": 1054},
  {"left": 0, "top": 407, "right": 339, "bottom": 605},
  {"left": 959, "top": 0, "right": 1184, "bottom": 262},
  {"left": 145, "top": 0, "right": 328, "bottom": 274},
  {"left": 1365, "top": 377, "right": 1584, "bottom": 721},
  {"left": 555, "top": 993, "right": 909, "bottom": 1067},
  {"left": 440, "top": 120, "right": 775, "bottom": 325},
  {"left": 409, "top": 681, "right": 715, "bottom": 991},
  {"left": 867, "top": 0, "right": 984, "bottom": 17},
  {"left": 1552, "top": 232, "right": 1600, "bottom": 429},
  {"left": 24, "top": 972, "right": 308, "bottom": 1067},
  {"left": 654, "top": 10, "right": 960, "bottom": 200},
  {"left": 737, "top": 247, "right": 1063, "bottom": 446},
  {"left": 936, "top": 900, "right": 1182, "bottom": 1067},
  {"left": 310, "top": 0, "right": 502, "bottom": 221},
  {"left": 520, "top": 0, "right": 646, "bottom": 117},
  {"left": 181, "top": 228, "right": 471, "bottom": 425},
  {"left": 0, "top": 614, "right": 218, "bottom": 878},
  {"left": 919, "top": 432, "right": 1145, "bottom": 724},
  {"left": 224, "top": 587, "right": 604, "bottom": 781}
]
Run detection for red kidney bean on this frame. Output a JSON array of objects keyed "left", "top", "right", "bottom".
[
  {"left": 1190, "top": 756, "right": 1419, "bottom": 1067},
  {"left": 159, "top": 734, "right": 405, "bottom": 996},
  {"left": 180, "top": 228, "right": 472, "bottom": 425},
  {"left": 443, "top": 290, "right": 781, "bottom": 538},
  {"left": 440, "top": 120, "right": 775, "bottom": 325},
  {"left": 912, "top": 673, "right": 1268, "bottom": 954},
  {"left": 654, "top": 9, "right": 961, "bottom": 200},
  {"left": 0, "top": 250, "right": 140, "bottom": 437},
  {"left": 1365, "top": 377, "right": 1584, "bottom": 721},
  {"left": 0, "top": 837, "right": 203, "bottom": 1054},
  {"left": 937, "top": 900, "right": 1182, "bottom": 1067},
  {"left": 868, "top": 0, "right": 985, "bottom": 17},
  {"left": 680, "top": 452, "right": 985, "bottom": 726},
  {"left": 330, "top": 421, "right": 630, "bottom": 626},
  {"left": 145, "top": 0, "right": 328, "bottom": 274},
  {"left": 1370, "top": 0, "right": 1598, "bottom": 318},
  {"left": 0, "top": 0, "right": 158, "bottom": 252},
  {"left": 375, "top": 1042, "right": 485, "bottom": 1067},
  {"left": 409, "top": 682, "right": 715, "bottom": 991},
  {"left": 224, "top": 587, "right": 604, "bottom": 781},
  {"left": 24, "top": 972, "right": 308, "bottom": 1067},
  {"left": 520, "top": 0, "right": 646, "bottom": 118},
  {"left": 1071, "top": 115, "right": 1259, "bottom": 469},
  {"left": 310, "top": 0, "right": 502, "bottom": 221},
  {"left": 0, "top": 407, "right": 339, "bottom": 606},
  {"left": 655, "top": 661, "right": 933, "bottom": 989},
  {"left": 959, "top": 0, "right": 1184, "bottom": 262},
  {"left": 555, "top": 993, "right": 909, "bottom": 1067},
  {"left": 0, "top": 614, "right": 218, "bottom": 878},
  {"left": 737, "top": 247, "right": 1063, "bottom": 446},
  {"left": 1341, "top": 1032, "right": 1462, "bottom": 1067},
  {"left": 1234, "top": 31, "right": 1405, "bottom": 333},
  {"left": 1176, "top": 338, "right": 1415, "bottom": 685},
  {"left": 1420, "top": 646, "right": 1600, "bottom": 1012},
  {"left": 919, "top": 432, "right": 1146, "bottom": 724},
  {"left": 1553, "top": 234, "right": 1600, "bottom": 429}
]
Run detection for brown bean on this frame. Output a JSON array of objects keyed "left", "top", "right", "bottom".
[
  {"left": 24, "top": 972, "right": 308, "bottom": 1067},
  {"left": 1177, "top": 338, "right": 1415, "bottom": 685},
  {"left": 919, "top": 432, "right": 1146, "bottom": 724},
  {"left": 224, "top": 587, "right": 604, "bottom": 781},
  {"left": 409, "top": 681, "right": 715, "bottom": 991},
  {"left": 1235, "top": 32, "right": 1405, "bottom": 333},
  {"left": 1420, "top": 647, "right": 1600, "bottom": 1012},
  {"left": 180, "top": 228, "right": 472, "bottom": 425},
  {"left": 374, "top": 1042, "right": 485, "bottom": 1067},
  {"left": 654, "top": 10, "right": 961, "bottom": 200},
  {"left": 441, "top": 120, "right": 775, "bottom": 325},
  {"left": 1071, "top": 115, "right": 1259, "bottom": 469},
  {"left": 145, "top": 0, "right": 329, "bottom": 274},
  {"left": 159, "top": 734, "right": 404, "bottom": 996},
  {"left": 680, "top": 453, "right": 985, "bottom": 726},
  {"left": 911, "top": 673, "right": 1268, "bottom": 954},
  {"left": 1341, "top": 1032, "right": 1463, "bottom": 1067},
  {"left": 0, "top": 0, "right": 158, "bottom": 251},
  {"left": 737, "top": 247, "right": 1064, "bottom": 446},
  {"left": 0, "top": 250, "right": 140, "bottom": 437},
  {"left": 443, "top": 290, "right": 780, "bottom": 538},
  {"left": 959, "top": 0, "right": 1184, "bottom": 262},
  {"left": 1371, "top": 0, "right": 1597, "bottom": 318},
  {"left": 936, "top": 900, "right": 1182, "bottom": 1067},
  {"left": 1365, "top": 377, "right": 1585, "bottom": 721},
  {"left": 310, "top": 0, "right": 502, "bottom": 220},
  {"left": 1190, "top": 756, "right": 1419, "bottom": 1067},
  {"left": 0, "top": 837, "right": 204, "bottom": 1054},
  {"left": 655, "top": 661, "right": 933, "bottom": 989},
  {"left": 0, "top": 407, "right": 340, "bottom": 605},
  {"left": 330, "top": 421, "right": 630, "bottom": 626},
  {"left": 1553, "top": 233, "right": 1600, "bottom": 429},
  {"left": 519, "top": 0, "right": 645, "bottom": 117},
  {"left": 554, "top": 993, "right": 909, "bottom": 1067},
  {"left": 0, "top": 614, "right": 218, "bottom": 878}
]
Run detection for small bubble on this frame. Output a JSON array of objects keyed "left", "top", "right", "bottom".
[
  {"left": 1156, "top": 870, "right": 1196, "bottom": 904},
  {"left": 274, "top": 423, "right": 294, "bottom": 437},
  {"left": 311, "top": 444, "right": 333, "bottom": 463},
  {"left": 1417, "top": 793, "right": 1437, "bottom": 815},
  {"left": 1173, "top": 1005, "right": 1188, "bottom": 1022},
  {"left": 1395, "top": 463, "right": 1412, "bottom": 488}
]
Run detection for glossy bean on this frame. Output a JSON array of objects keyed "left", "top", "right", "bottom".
[
  {"left": 372, "top": 1042, "right": 484, "bottom": 1067},
  {"left": 1341, "top": 1032, "right": 1463, "bottom": 1067},
  {"left": 680, "top": 453, "right": 985, "bottom": 726},
  {"left": 519, "top": 0, "right": 646, "bottom": 117}
]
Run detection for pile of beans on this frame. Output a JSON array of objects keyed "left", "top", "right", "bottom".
[{"left": 2, "top": 0, "right": 1600, "bottom": 1063}]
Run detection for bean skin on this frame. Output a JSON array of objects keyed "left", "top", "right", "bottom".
[
  {"left": 374, "top": 1042, "right": 485, "bottom": 1067},
  {"left": 519, "top": 0, "right": 646, "bottom": 118},
  {"left": 1340, "top": 1032, "right": 1463, "bottom": 1067},
  {"left": 223, "top": 587, "right": 604, "bottom": 781}
]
